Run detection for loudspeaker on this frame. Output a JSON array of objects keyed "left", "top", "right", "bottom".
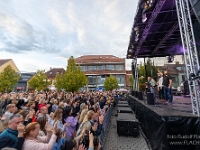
[
  {"left": 135, "top": 91, "right": 138, "bottom": 98},
  {"left": 189, "top": 0, "right": 200, "bottom": 23},
  {"left": 132, "top": 90, "right": 135, "bottom": 96},
  {"left": 138, "top": 91, "right": 144, "bottom": 100},
  {"left": 118, "top": 103, "right": 129, "bottom": 107},
  {"left": 118, "top": 107, "right": 133, "bottom": 113},
  {"left": 147, "top": 92, "right": 154, "bottom": 105},
  {"left": 118, "top": 101, "right": 128, "bottom": 104},
  {"left": 117, "top": 113, "right": 139, "bottom": 137}
]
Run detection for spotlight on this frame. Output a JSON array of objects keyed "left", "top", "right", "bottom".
[
  {"left": 128, "top": 49, "right": 134, "bottom": 53},
  {"left": 167, "top": 55, "right": 174, "bottom": 63}
]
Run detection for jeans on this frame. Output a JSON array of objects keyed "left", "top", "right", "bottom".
[
  {"left": 150, "top": 87, "right": 157, "bottom": 103},
  {"left": 163, "top": 86, "right": 173, "bottom": 103},
  {"left": 158, "top": 87, "right": 164, "bottom": 100}
]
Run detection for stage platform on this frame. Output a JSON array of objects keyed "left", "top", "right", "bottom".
[{"left": 128, "top": 95, "right": 200, "bottom": 150}]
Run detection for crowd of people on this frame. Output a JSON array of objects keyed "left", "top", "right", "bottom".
[{"left": 0, "top": 91, "right": 123, "bottom": 150}]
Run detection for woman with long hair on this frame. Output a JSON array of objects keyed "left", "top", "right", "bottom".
[
  {"left": 79, "top": 109, "right": 88, "bottom": 124},
  {"left": 64, "top": 106, "right": 79, "bottom": 140},
  {"left": 37, "top": 116, "right": 47, "bottom": 136},
  {"left": 49, "top": 108, "right": 67, "bottom": 131},
  {"left": 22, "top": 122, "right": 57, "bottom": 150}
]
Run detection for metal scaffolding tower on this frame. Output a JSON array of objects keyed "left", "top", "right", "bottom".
[
  {"left": 175, "top": 0, "right": 200, "bottom": 115},
  {"left": 132, "top": 58, "right": 139, "bottom": 91}
]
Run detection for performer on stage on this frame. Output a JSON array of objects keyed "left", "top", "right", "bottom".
[
  {"left": 147, "top": 76, "right": 157, "bottom": 103},
  {"left": 157, "top": 72, "right": 164, "bottom": 102},
  {"left": 162, "top": 70, "right": 173, "bottom": 104}
]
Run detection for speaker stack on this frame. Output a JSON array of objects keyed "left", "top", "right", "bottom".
[
  {"left": 117, "top": 113, "right": 140, "bottom": 137},
  {"left": 117, "top": 100, "right": 140, "bottom": 137}
]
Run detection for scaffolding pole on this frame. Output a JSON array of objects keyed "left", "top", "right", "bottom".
[
  {"left": 132, "top": 58, "right": 139, "bottom": 91},
  {"left": 175, "top": 0, "right": 200, "bottom": 115}
]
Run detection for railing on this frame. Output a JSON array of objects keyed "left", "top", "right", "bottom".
[{"left": 99, "top": 103, "right": 114, "bottom": 147}]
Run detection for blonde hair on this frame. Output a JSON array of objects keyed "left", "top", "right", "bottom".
[
  {"left": 79, "top": 109, "right": 88, "bottom": 124},
  {"left": 76, "top": 121, "right": 91, "bottom": 137},
  {"left": 82, "top": 110, "right": 94, "bottom": 123}
]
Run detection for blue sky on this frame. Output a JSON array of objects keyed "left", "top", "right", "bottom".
[{"left": 0, "top": 0, "right": 139, "bottom": 72}]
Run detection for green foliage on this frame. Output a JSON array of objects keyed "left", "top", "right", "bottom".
[
  {"left": 0, "top": 65, "right": 20, "bottom": 92},
  {"left": 55, "top": 56, "right": 87, "bottom": 92},
  {"left": 138, "top": 58, "right": 158, "bottom": 81},
  {"left": 104, "top": 75, "right": 119, "bottom": 91},
  {"left": 129, "top": 76, "right": 134, "bottom": 90},
  {"left": 28, "top": 70, "right": 49, "bottom": 91}
]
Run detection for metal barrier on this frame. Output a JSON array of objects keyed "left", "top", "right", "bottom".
[{"left": 99, "top": 103, "right": 114, "bottom": 147}]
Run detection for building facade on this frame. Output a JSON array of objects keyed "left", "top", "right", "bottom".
[{"left": 75, "top": 55, "right": 132, "bottom": 91}]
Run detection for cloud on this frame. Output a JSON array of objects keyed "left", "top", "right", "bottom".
[{"left": 0, "top": 0, "right": 139, "bottom": 71}]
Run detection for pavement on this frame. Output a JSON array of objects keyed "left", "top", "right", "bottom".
[{"left": 103, "top": 108, "right": 150, "bottom": 150}]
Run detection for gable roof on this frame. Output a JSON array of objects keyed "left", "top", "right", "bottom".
[
  {"left": 0, "top": 59, "right": 11, "bottom": 66},
  {"left": 45, "top": 68, "right": 65, "bottom": 79}
]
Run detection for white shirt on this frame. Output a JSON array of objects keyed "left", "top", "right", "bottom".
[{"left": 158, "top": 77, "right": 163, "bottom": 87}]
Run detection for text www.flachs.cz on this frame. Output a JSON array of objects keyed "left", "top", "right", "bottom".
[{"left": 169, "top": 140, "right": 200, "bottom": 145}]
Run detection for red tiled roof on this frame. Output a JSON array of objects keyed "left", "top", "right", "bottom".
[{"left": 45, "top": 68, "right": 65, "bottom": 79}]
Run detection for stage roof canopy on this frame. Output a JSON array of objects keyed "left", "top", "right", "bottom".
[{"left": 127, "top": 0, "right": 196, "bottom": 58}]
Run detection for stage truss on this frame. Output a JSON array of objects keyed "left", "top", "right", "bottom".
[{"left": 175, "top": 0, "right": 200, "bottom": 115}]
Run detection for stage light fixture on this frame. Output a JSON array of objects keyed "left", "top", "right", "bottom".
[
  {"left": 167, "top": 55, "right": 174, "bottom": 63},
  {"left": 128, "top": 49, "right": 134, "bottom": 53}
]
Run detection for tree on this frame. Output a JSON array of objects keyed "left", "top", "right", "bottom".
[
  {"left": 55, "top": 56, "right": 87, "bottom": 92},
  {"left": 28, "top": 70, "right": 49, "bottom": 91},
  {"left": 104, "top": 75, "right": 119, "bottom": 91},
  {"left": 0, "top": 65, "right": 20, "bottom": 92},
  {"left": 129, "top": 76, "right": 134, "bottom": 90},
  {"left": 138, "top": 58, "right": 157, "bottom": 91},
  {"left": 138, "top": 58, "right": 158, "bottom": 82}
]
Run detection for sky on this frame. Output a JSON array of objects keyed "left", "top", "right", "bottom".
[{"left": 0, "top": 0, "right": 139, "bottom": 72}]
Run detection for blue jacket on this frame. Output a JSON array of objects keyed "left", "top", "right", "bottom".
[
  {"left": 0, "top": 128, "right": 24, "bottom": 150},
  {"left": 52, "top": 138, "right": 66, "bottom": 150}
]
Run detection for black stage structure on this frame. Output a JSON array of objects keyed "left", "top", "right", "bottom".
[{"left": 126, "top": 0, "right": 200, "bottom": 150}]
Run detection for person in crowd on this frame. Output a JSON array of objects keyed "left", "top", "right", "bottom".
[
  {"left": 51, "top": 99, "right": 59, "bottom": 112},
  {"left": 60, "top": 138, "right": 77, "bottom": 150},
  {"left": 38, "top": 97, "right": 46, "bottom": 111},
  {"left": 37, "top": 106, "right": 50, "bottom": 120},
  {"left": 0, "top": 114, "right": 25, "bottom": 150},
  {"left": 4, "top": 104, "right": 16, "bottom": 120},
  {"left": 64, "top": 106, "right": 79, "bottom": 140},
  {"left": 52, "top": 128, "right": 66, "bottom": 150},
  {"left": 79, "top": 109, "right": 88, "bottom": 125},
  {"left": 28, "top": 101, "right": 36, "bottom": 111},
  {"left": 49, "top": 108, "right": 68, "bottom": 131},
  {"left": 37, "top": 115, "right": 48, "bottom": 136},
  {"left": 22, "top": 122, "right": 57, "bottom": 150},
  {"left": 162, "top": 70, "right": 173, "bottom": 104}
]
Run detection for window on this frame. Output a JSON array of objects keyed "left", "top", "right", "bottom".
[
  {"left": 97, "top": 76, "right": 105, "bottom": 85},
  {"left": 49, "top": 72, "right": 52, "bottom": 74},
  {"left": 88, "top": 76, "right": 96, "bottom": 85},
  {"left": 116, "top": 75, "right": 125, "bottom": 84},
  {"left": 97, "top": 65, "right": 104, "bottom": 70},
  {"left": 172, "top": 77, "right": 176, "bottom": 83},
  {"left": 88, "top": 66, "right": 96, "bottom": 71},
  {"left": 105, "top": 65, "right": 114, "bottom": 70},
  {"left": 115, "top": 65, "right": 124, "bottom": 71},
  {"left": 80, "top": 66, "right": 87, "bottom": 71}
]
